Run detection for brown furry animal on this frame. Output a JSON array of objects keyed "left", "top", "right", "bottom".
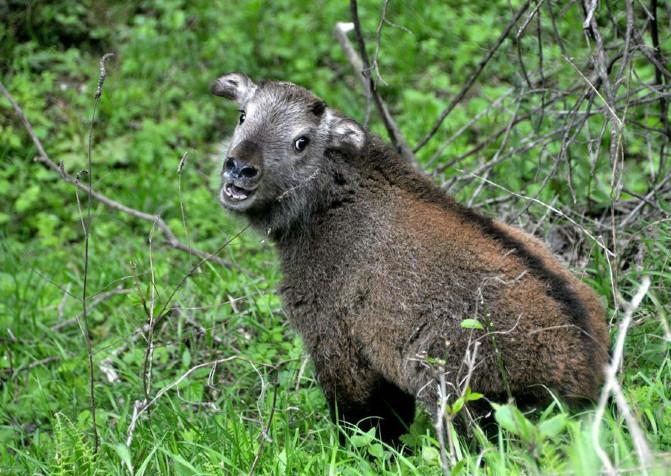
[{"left": 210, "top": 73, "right": 610, "bottom": 445}]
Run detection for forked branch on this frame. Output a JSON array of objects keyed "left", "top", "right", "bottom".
[
  {"left": 413, "top": 0, "right": 532, "bottom": 153},
  {"left": 0, "top": 81, "right": 234, "bottom": 269},
  {"left": 345, "top": 0, "right": 415, "bottom": 163}
]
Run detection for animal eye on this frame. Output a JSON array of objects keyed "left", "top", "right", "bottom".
[
  {"left": 294, "top": 136, "right": 309, "bottom": 152},
  {"left": 239, "top": 111, "right": 246, "bottom": 124}
]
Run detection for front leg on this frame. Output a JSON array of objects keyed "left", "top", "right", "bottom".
[{"left": 312, "top": 346, "right": 416, "bottom": 447}]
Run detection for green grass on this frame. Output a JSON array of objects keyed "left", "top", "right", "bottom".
[{"left": 1, "top": 1, "right": 670, "bottom": 474}]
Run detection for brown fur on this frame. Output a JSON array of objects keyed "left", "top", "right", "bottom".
[{"left": 212, "top": 77, "right": 610, "bottom": 445}]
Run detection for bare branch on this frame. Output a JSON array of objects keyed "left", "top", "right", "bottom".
[
  {"left": 346, "top": 1, "right": 415, "bottom": 163},
  {"left": 370, "top": 0, "right": 391, "bottom": 86},
  {"left": 0, "top": 81, "right": 234, "bottom": 270},
  {"left": 592, "top": 277, "right": 653, "bottom": 475},
  {"left": 248, "top": 370, "right": 280, "bottom": 476},
  {"left": 413, "top": 0, "right": 532, "bottom": 153},
  {"left": 81, "top": 54, "right": 115, "bottom": 453},
  {"left": 583, "top": 0, "right": 599, "bottom": 29},
  {"left": 52, "top": 285, "right": 132, "bottom": 331}
]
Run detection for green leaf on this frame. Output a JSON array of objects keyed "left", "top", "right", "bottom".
[
  {"left": 368, "top": 443, "right": 385, "bottom": 460},
  {"left": 113, "top": 443, "right": 133, "bottom": 473},
  {"left": 422, "top": 445, "right": 441, "bottom": 464},
  {"left": 492, "top": 403, "right": 533, "bottom": 441},
  {"left": 451, "top": 459, "right": 466, "bottom": 475},
  {"left": 460, "top": 319, "right": 484, "bottom": 330},
  {"left": 538, "top": 414, "right": 567, "bottom": 439},
  {"left": 181, "top": 428, "right": 197, "bottom": 443},
  {"left": 466, "top": 391, "right": 484, "bottom": 402},
  {"left": 450, "top": 396, "right": 465, "bottom": 415},
  {"left": 350, "top": 427, "right": 376, "bottom": 448},
  {"left": 182, "top": 348, "right": 191, "bottom": 368},
  {"left": 277, "top": 448, "right": 287, "bottom": 476},
  {"left": 14, "top": 185, "right": 40, "bottom": 213}
]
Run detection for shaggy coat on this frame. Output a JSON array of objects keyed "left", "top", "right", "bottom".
[{"left": 211, "top": 73, "right": 610, "bottom": 445}]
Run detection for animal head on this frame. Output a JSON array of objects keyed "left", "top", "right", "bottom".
[{"left": 210, "top": 73, "right": 365, "bottom": 229}]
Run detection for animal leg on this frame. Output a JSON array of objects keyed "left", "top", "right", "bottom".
[{"left": 315, "top": 354, "right": 415, "bottom": 446}]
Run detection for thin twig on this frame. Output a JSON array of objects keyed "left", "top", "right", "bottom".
[
  {"left": 99, "top": 321, "right": 152, "bottom": 384},
  {"left": 81, "top": 53, "right": 114, "bottom": 453},
  {"left": 413, "top": 0, "right": 532, "bottom": 153},
  {"left": 347, "top": 1, "right": 415, "bottom": 163},
  {"left": 248, "top": 370, "right": 280, "bottom": 475},
  {"left": 583, "top": 0, "right": 598, "bottom": 29},
  {"left": 56, "top": 283, "right": 72, "bottom": 322},
  {"left": 152, "top": 224, "right": 250, "bottom": 331},
  {"left": 6, "top": 356, "right": 61, "bottom": 379},
  {"left": 649, "top": 0, "right": 670, "bottom": 178},
  {"left": 126, "top": 356, "right": 239, "bottom": 446},
  {"left": 370, "top": 0, "right": 390, "bottom": 86},
  {"left": 172, "top": 305, "right": 226, "bottom": 346},
  {"left": 52, "top": 285, "right": 132, "bottom": 331},
  {"left": 0, "top": 81, "right": 234, "bottom": 269},
  {"left": 459, "top": 170, "right": 615, "bottom": 258},
  {"left": 426, "top": 88, "right": 515, "bottom": 169},
  {"left": 176, "top": 151, "right": 193, "bottom": 266},
  {"left": 435, "top": 367, "right": 452, "bottom": 475},
  {"left": 592, "top": 277, "right": 652, "bottom": 475},
  {"left": 141, "top": 220, "right": 159, "bottom": 402},
  {"left": 563, "top": 55, "right": 622, "bottom": 129}
]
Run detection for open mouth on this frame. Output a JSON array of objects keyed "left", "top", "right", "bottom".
[{"left": 222, "top": 183, "right": 256, "bottom": 202}]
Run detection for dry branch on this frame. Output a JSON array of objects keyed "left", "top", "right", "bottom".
[
  {"left": 0, "top": 81, "right": 234, "bottom": 270},
  {"left": 80, "top": 53, "right": 115, "bottom": 453},
  {"left": 248, "top": 371, "right": 280, "bottom": 476},
  {"left": 126, "top": 356, "right": 238, "bottom": 446},
  {"left": 413, "top": 0, "right": 532, "bottom": 153},
  {"left": 592, "top": 277, "right": 653, "bottom": 475},
  {"left": 339, "top": 1, "right": 415, "bottom": 163},
  {"left": 52, "top": 285, "right": 132, "bottom": 332}
]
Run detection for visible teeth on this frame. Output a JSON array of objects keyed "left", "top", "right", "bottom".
[{"left": 224, "top": 183, "right": 253, "bottom": 201}]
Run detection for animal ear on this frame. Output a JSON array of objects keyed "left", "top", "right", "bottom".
[
  {"left": 326, "top": 111, "right": 365, "bottom": 152},
  {"left": 210, "top": 72, "right": 257, "bottom": 105},
  {"left": 309, "top": 99, "right": 327, "bottom": 117}
]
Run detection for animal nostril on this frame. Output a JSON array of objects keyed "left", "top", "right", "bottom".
[
  {"left": 224, "top": 157, "right": 237, "bottom": 172},
  {"left": 224, "top": 157, "right": 239, "bottom": 173},
  {"left": 239, "top": 165, "right": 259, "bottom": 178}
]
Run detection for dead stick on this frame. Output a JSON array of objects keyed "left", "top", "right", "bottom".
[
  {"left": 0, "top": 81, "right": 234, "bottom": 269},
  {"left": 81, "top": 53, "right": 115, "bottom": 453},
  {"left": 413, "top": 0, "right": 532, "bottom": 153},
  {"left": 346, "top": 1, "right": 415, "bottom": 163},
  {"left": 592, "top": 277, "right": 653, "bottom": 475},
  {"left": 248, "top": 370, "right": 280, "bottom": 475},
  {"left": 52, "top": 285, "right": 132, "bottom": 331}
]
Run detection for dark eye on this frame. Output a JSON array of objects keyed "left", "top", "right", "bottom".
[
  {"left": 294, "top": 136, "right": 309, "bottom": 152},
  {"left": 239, "top": 111, "right": 246, "bottom": 124}
]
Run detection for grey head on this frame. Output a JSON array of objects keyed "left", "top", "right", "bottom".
[{"left": 210, "top": 73, "right": 365, "bottom": 232}]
